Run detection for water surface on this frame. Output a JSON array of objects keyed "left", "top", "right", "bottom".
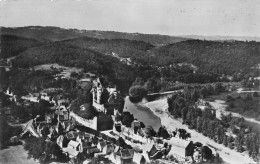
[{"left": 123, "top": 96, "right": 161, "bottom": 131}]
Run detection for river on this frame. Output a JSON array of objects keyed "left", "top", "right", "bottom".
[{"left": 123, "top": 96, "right": 161, "bottom": 132}]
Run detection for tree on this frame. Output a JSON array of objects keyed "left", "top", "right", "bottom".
[
  {"left": 100, "top": 88, "right": 109, "bottom": 104},
  {"left": 158, "top": 126, "right": 170, "bottom": 139},
  {"left": 140, "top": 122, "right": 145, "bottom": 128},
  {"left": 129, "top": 85, "right": 147, "bottom": 99},
  {"left": 24, "top": 137, "right": 46, "bottom": 161},
  {"left": 202, "top": 119, "right": 208, "bottom": 136},
  {"left": 24, "top": 137, "right": 68, "bottom": 163},
  {"left": 207, "top": 120, "right": 216, "bottom": 139},
  {"left": 253, "top": 92, "right": 258, "bottom": 97},
  {"left": 121, "top": 113, "right": 134, "bottom": 127},
  {"left": 41, "top": 126, "right": 50, "bottom": 138},
  {"left": 201, "top": 146, "right": 213, "bottom": 161},
  {"left": 144, "top": 78, "right": 156, "bottom": 93},
  {"left": 196, "top": 116, "right": 203, "bottom": 133},
  {"left": 227, "top": 136, "right": 234, "bottom": 149},
  {"left": 223, "top": 135, "right": 228, "bottom": 147}
]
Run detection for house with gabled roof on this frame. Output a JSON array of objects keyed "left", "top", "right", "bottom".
[
  {"left": 142, "top": 142, "right": 164, "bottom": 160},
  {"left": 119, "top": 149, "right": 134, "bottom": 164},
  {"left": 168, "top": 137, "right": 194, "bottom": 158},
  {"left": 62, "top": 139, "right": 83, "bottom": 159}
]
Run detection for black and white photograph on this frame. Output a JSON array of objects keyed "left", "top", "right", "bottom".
[{"left": 0, "top": 0, "right": 259, "bottom": 163}]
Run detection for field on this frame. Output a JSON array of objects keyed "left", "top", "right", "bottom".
[
  {"left": 33, "top": 63, "right": 83, "bottom": 79},
  {"left": 206, "top": 88, "right": 260, "bottom": 121}
]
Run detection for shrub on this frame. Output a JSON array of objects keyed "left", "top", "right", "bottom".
[
  {"left": 253, "top": 92, "right": 258, "bottom": 97},
  {"left": 226, "top": 95, "right": 234, "bottom": 102}
]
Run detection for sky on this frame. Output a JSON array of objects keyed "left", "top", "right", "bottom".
[{"left": 0, "top": 0, "right": 260, "bottom": 37}]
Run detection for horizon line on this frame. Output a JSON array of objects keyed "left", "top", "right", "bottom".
[{"left": 1, "top": 25, "right": 260, "bottom": 39}]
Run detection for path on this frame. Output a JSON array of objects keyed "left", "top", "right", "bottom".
[{"left": 147, "top": 89, "right": 183, "bottom": 96}]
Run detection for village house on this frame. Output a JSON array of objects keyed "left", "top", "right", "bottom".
[
  {"left": 84, "top": 72, "right": 96, "bottom": 78},
  {"left": 110, "top": 148, "right": 135, "bottom": 164},
  {"left": 40, "top": 88, "right": 62, "bottom": 101},
  {"left": 45, "top": 113, "right": 54, "bottom": 123},
  {"left": 142, "top": 143, "right": 164, "bottom": 161},
  {"left": 167, "top": 137, "right": 194, "bottom": 160},
  {"left": 66, "top": 131, "right": 79, "bottom": 140},
  {"left": 4, "top": 87, "right": 14, "bottom": 97},
  {"left": 4, "top": 88, "right": 18, "bottom": 103},
  {"left": 131, "top": 119, "right": 141, "bottom": 134},
  {"left": 21, "top": 93, "right": 40, "bottom": 103},
  {"left": 62, "top": 140, "right": 82, "bottom": 159},
  {"left": 78, "top": 77, "right": 93, "bottom": 90},
  {"left": 55, "top": 105, "right": 69, "bottom": 121},
  {"left": 82, "top": 141, "right": 99, "bottom": 154}
]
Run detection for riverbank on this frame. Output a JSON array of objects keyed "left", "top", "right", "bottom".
[{"left": 143, "top": 98, "right": 254, "bottom": 164}]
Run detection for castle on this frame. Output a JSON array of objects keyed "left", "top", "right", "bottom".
[{"left": 91, "top": 77, "right": 124, "bottom": 115}]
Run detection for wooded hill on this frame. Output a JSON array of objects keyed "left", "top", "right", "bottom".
[
  {"left": 59, "top": 37, "right": 154, "bottom": 58},
  {"left": 0, "top": 34, "right": 43, "bottom": 59},
  {"left": 1, "top": 26, "right": 189, "bottom": 45},
  {"left": 1, "top": 26, "right": 260, "bottom": 84},
  {"left": 149, "top": 40, "right": 260, "bottom": 74}
]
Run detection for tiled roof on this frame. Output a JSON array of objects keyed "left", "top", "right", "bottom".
[
  {"left": 120, "top": 149, "right": 132, "bottom": 158},
  {"left": 68, "top": 140, "right": 80, "bottom": 148},
  {"left": 63, "top": 147, "right": 79, "bottom": 157},
  {"left": 142, "top": 143, "right": 155, "bottom": 153}
]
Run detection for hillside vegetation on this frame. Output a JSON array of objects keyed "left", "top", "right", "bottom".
[
  {"left": 1, "top": 26, "right": 188, "bottom": 45},
  {"left": 0, "top": 34, "right": 43, "bottom": 59},
  {"left": 60, "top": 37, "right": 154, "bottom": 59},
  {"left": 149, "top": 40, "right": 260, "bottom": 74},
  {"left": 11, "top": 43, "right": 149, "bottom": 91},
  {"left": 1, "top": 26, "right": 260, "bottom": 91}
]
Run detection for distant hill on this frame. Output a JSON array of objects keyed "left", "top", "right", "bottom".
[
  {"left": 180, "top": 35, "right": 260, "bottom": 42},
  {"left": 1, "top": 26, "right": 189, "bottom": 45},
  {"left": 0, "top": 34, "right": 43, "bottom": 59},
  {"left": 2, "top": 26, "right": 260, "bottom": 76},
  {"left": 60, "top": 37, "right": 154, "bottom": 58},
  {"left": 149, "top": 40, "right": 260, "bottom": 74}
]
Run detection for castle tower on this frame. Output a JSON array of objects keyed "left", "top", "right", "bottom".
[{"left": 96, "top": 87, "right": 103, "bottom": 104}]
